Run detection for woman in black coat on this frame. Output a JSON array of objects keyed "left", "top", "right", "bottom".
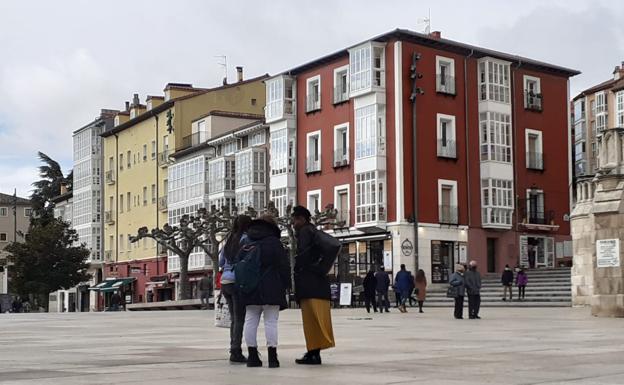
[
  {"left": 362, "top": 270, "right": 378, "bottom": 313},
  {"left": 240, "top": 216, "right": 291, "bottom": 368}
]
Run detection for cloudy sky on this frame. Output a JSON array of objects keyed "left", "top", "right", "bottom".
[{"left": 1, "top": 0, "right": 623, "bottom": 197}]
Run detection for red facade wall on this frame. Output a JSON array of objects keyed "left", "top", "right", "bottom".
[{"left": 104, "top": 257, "right": 168, "bottom": 302}]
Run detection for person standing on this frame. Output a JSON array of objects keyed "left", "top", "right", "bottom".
[
  {"left": 362, "top": 270, "right": 378, "bottom": 313},
  {"left": 198, "top": 273, "right": 213, "bottom": 309},
  {"left": 501, "top": 264, "right": 514, "bottom": 301},
  {"left": 414, "top": 269, "right": 427, "bottom": 313},
  {"left": 464, "top": 260, "right": 482, "bottom": 319},
  {"left": 240, "top": 215, "right": 291, "bottom": 368},
  {"left": 516, "top": 268, "right": 528, "bottom": 301},
  {"left": 449, "top": 265, "right": 465, "bottom": 319},
  {"left": 394, "top": 264, "right": 412, "bottom": 313},
  {"left": 219, "top": 214, "right": 252, "bottom": 363},
  {"left": 375, "top": 266, "right": 391, "bottom": 313},
  {"left": 292, "top": 206, "right": 340, "bottom": 366}
]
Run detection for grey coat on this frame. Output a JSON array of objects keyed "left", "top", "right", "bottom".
[
  {"left": 449, "top": 272, "right": 465, "bottom": 297},
  {"left": 464, "top": 269, "right": 482, "bottom": 295}
]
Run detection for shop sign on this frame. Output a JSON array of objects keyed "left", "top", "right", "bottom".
[
  {"left": 383, "top": 251, "right": 392, "bottom": 270},
  {"left": 339, "top": 283, "right": 352, "bottom": 306},
  {"left": 130, "top": 267, "right": 142, "bottom": 274},
  {"left": 519, "top": 236, "right": 529, "bottom": 267},
  {"left": 401, "top": 239, "right": 413, "bottom": 256},
  {"left": 458, "top": 243, "right": 468, "bottom": 263},
  {"left": 597, "top": 239, "right": 620, "bottom": 268}
]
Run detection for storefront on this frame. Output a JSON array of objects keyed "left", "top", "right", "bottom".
[
  {"left": 430, "top": 240, "right": 468, "bottom": 283},
  {"left": 330, "top": 227, "right": 393, "bottom": 283},
  {"left": 145, "top": 275, "right": 174, "bottom": 302},
  {"left": 90, "top": 277, "right": 136, "bottom": 310}
]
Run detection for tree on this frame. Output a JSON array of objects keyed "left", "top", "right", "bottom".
[
  {"left": 6, "top": 217, "right": 90, "bottom": 309},
  {"left": 31, "top": 152, "right": 73, "bottom": 217}
]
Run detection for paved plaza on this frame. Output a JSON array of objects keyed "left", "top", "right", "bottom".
[{"left": 0, "top": 307, "right": 623, "bottom": 384}]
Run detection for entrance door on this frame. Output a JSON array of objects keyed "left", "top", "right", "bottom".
[
  {"left": 533, "top": 237, "right": 555, "bottom": 268},
  {"left": 370, "top": 241, "right": 384, "bottom": 269},
  {"left": 487, "top": 238, "right": 497, "bottom": 273}
]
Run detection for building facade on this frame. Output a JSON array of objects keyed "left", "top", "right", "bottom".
[
  {"left": 99, "top": 74, "right": 266, "bottom": 306},
  {"left": 266, "top": 29, "right": 578, "bottom": 285},
  {"left": 0, "top": 192, "right": 31, "bottom": 295}
]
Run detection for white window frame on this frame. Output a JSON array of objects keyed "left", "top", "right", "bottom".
[
  {"left": 151, "top": 140, "right": 156, "bottom": 159},
  {"left": 0, "top": 207, "right": 7, "bottom": 217},
  {"left": 481, "top": 178, "right": 514, "bottom": 227},
  {"left": 270, "top": 128, "right": 288, "bottom": 175},
  {"left": 306, "top": 130, "right": 321, "bottom": 172},
  {"left": 595, "top": 91, "right": 607, "bottom": 114},
  {"left": 333, "top": 123, "right": 349, "bottom": 166},
  {"left": 334, "top": 184, "right": 350, "bottom": 226},
  {"left": 24, "top": 208, "right": 32, "bottom": 217},
  {"left": 479, "top": 111, "right": 512, "bottom": 163},
  {"left": 349, "top": 44, "right": 372, "bottom": 95},
  {"left": 436, "top": 55, "right": 455, "bottom": 93},
  {"left": 525, "top": 188, "right": 545, "bottom": 223},
  {"left": 307, "top": 189, "right": 322, "bottom": 213},
  {"left": 436, "top": 113, "right": 456, "bottom": 158},
  {"left": 616, "top": 90, "right": 624, "bottom": 127},
  {"left": 306, "top": 75, "right": 321, "bottom": 112},
  {"left": 478, "top": 59, "right": 511, "bottom": 103},
  {"left": 523, "top": 75, "right": 541, "bottom": 94},
  {"left": 355, "top": 170, "right": 386, "bottom": 225},
  {"left": 437, "top": 179, "right": 458, "bottom": 223},
  {"left": 250, "top": 131, "right": 265, "bottom": 147},
  {"left": 333, "top": 65, "right": 349, "bottom": 104},
  {"left": 525, "top": 129, "right": 543, "bottom": 169}
]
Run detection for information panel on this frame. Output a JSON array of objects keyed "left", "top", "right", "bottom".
[{"left": 597, "top": 239, "right": 620, "bottom": 268}]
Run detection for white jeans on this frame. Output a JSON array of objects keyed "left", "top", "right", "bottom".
[{"left": 244, "top": 305, "right": 280, "bottom": 348}]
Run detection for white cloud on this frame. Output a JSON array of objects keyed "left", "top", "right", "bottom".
[{"left": 0, "top": 164, "right": 39, "bottom": 198}]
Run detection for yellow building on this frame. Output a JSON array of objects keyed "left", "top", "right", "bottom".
[{"left": 100, "top": 74, "right": 267, "bottom": 304}]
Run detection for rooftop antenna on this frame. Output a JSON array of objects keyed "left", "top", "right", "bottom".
[
  {"left": 417, "top": 8, "right": 431, "bottom": 35},
  {"left": 215, "top": 55, "right": 227, "bottom": 85}
]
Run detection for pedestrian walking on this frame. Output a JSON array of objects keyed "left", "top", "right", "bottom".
[
  {"left": 198, "top": 273, "right": 213, "bottom": 309},
  {"left": 362, "top": 270, "right": 378, "bottom": 313},
  {"left": 516, "top": 268, "right": 528, "bottom": 300},
  {"left": 414, "top": 269, "right": 427, "bottom": 313},
  {"left": 110, "top": 292, "right": 122, "bottom": 311},
  {"left": 449, "top": 265, "right": 465, "bottom": 319},
  {"left": 465, "top": 260, "right": 482, "bottom": 319},
  {"left": 375, "top": 266, "right": 391, "bottom": 313},
  {"left": 394, "top": 264, "right": 413, "bottom": 313},
  {"left": 501, "top": 264, "right": 514, "bottom": 301},
  {"left": 240, "top": 215, "right": 291, "bottom": 368},
  {"left": 408, "top": 272, "right": 417, "bottom": 307},
  {"left": 219, "top": 214, "right": 252, "bottom": 363},
  {"left": 292, "top": 206, "right": 340, "bottom": 366}
]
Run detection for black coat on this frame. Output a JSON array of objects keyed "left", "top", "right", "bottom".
[
  {"left": 362, "top": 272, "right": 377, "bottom": 297},
  {"left": 294, "top": 223, "right": 340, "bottom": 301},
  {"left": 501, "top": 269, "right": 514, "bottom": 286},
  {"left": 241, "top": 220, "right": 291, "bottom": 310}
]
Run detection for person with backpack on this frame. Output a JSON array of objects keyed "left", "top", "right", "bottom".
[
  {"left": 238, "top": 214, "right": 291, "bottom": 368},
  {"left": 219, "top": 214, "right": 252, "bottom": 364},
  {"left": 292, "top": 206, "right": 341, "bottom": 366}
]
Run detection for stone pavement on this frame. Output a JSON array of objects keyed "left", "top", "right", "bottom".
[{"left": 0, "top": 307, "right": 623, "bottom": 385}]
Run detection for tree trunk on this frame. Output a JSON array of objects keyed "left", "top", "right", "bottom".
[{"left": 178, "top": 252, "right": 191, "bottom": 300}]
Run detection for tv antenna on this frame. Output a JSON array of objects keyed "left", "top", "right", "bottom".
[
  {"left": 215, "top": 55, "right": 227, "bottom": 84},
  {"left": 417, "top": 9, "right": 431, "bottom": 35}
]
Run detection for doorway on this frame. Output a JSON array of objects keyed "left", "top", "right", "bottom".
[
  {"left": 487, "top": 238, "right": 497, "bottom": 273},
  {"left": 525, "top": 236, "right": 555, "bottom": 268}
]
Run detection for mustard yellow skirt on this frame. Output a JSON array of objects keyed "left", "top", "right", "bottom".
[{"left": 300, "top": 298, "right": 335, "bottom": 351}]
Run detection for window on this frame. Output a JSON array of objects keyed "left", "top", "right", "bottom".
[
  {"left": 526, "top": 189, "right": 545, "bottom": 224},
  {"left": 126, "top": 150, "right": 131, "bottom": 168},
  {"left": 307, "top": 190, "right": 321, "bottom": 213},
  {"left": 142, "top": 144, "right": 147, "bottom": 161},
  {"left": 526, "top": 129, "right": 543, "bottom": 170},
  {"left": 595, "top": 91, "right": 607, "bottom": 114},
  {"left": 355, "top": 171, "right": 386, "bottom": 224},
  {"left": 119, "top": 234, "right": 124, "bottom": 251},
  {"left": 236, "top": 190, "right": 266, "bottom": 212},
  {"left": 524, "top": 76, "right": 542, "bottom": 110},
  {"left": 223, "top": 141, "right": 238, "bottom": 156},
  {"left": 119, "top": 194, "right": 124, "bottom": 213},
  {"left": 333, "top": 65, "right": 349, "bottom": 103},
  {"left": 271, "top": 188, "right": 290, "bottom": 217},
  {"left": 479, "top": 111, "right": 512, "bottom": 162},
  {"left": 142, "top": 186, "right": 147, "bottom": 206},
  {"left": 574, "top": 99, "right": 586, "bottom": 121},
  {"left": 481, "top": 178, "right": 513, "bottom": 227},
  {"left": 355, "top": 104, "right": 385, "bottom": 159},
  {"left": 270, "top": 128, "right": 290, "bottom": 175},
  {"left": 333, "top": 123, "right": 349, "bottom": 166},
  {"left": 306, "top": 131, "right": 321, "bottom": 172},
  {"left": 437, "top": 114, "right": 456, "bottom": 158},
  {"left": 250, "top": 131, "right": 265, "bottom": 146},
  {"left": 127, "top": 234, "right": 132, "bottom": 250},
  {"left": 0, "top": 207, "right": 7, "bottom": 216},
  {"left": 596, "top": 114, "right": 607, "bottom": 132},
  {"left": 0, "top": 233, "right": 7, "bottom": 242},
  {"left": 306, "top": 75, "right": 321, "bottom": 112},
  {"left": 436, "top": 56, "right": 455, "bottom": 94},
  {"left": 235, "top": 149, "right": 265, "bottom": 187},
  {"left": 151, "top": 184, "right": 156, "bottom": 204},
  {"left": 24, "top": 208, "right": 32, "bottom": 217},
  {"left": 438, "top": 179, "right": 458, "bottom": 224},
  {"left": 126, "top": 192, "right": 131, "bottom": 212},
  {"left": 208, "top": 158, "right": 235, "bottom": 194},
  {"left": 350, "top": 44, "right": 371, "bottom": 94},
  {"left": 210, "top": 197, "right": 236, "bottom": 213},
  {"left": 167, "top": 156, "right": 205, "bottom": 205},
  {"left": 617, "top": 91, "right": 624, "bottom": 127},
  {"left": 151, "top": 140, "right": 157, "bottom": 159},
  {"left": 334, "top": 185, "right": 350, "bottom": 226},
  {"left": 478, "top": 60, "right": 510, "bottom": 103},
  {"left": 575, "top": 142, "right": 586, "bottom": 162},
  {"left": 119, "top": 153, "right": 124, "bottom": 170},
  {"left": 265, "top": 77, "right": 295, "bottom": 120}
]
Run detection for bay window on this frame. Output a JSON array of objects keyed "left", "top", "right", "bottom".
[
  {"left": 479, "top": 111, "right": 512, "bottom": 162},
  {"left": 270, "top": 128, "right": 289, "bottom": 175},
  {"left": 355, "top": 104, "right": 385, "bottom": 159},
  {"left": 236, "top": 190, "right": 266, "bottom": 212},
  {"left": 355, "top": 171, "right": 386, "bottom": 224},
  {"left": 349, "top": 42, "right": 385, "bottom": 96},
  {"left": 271, "top": 188, "right": 289, "bottom": 217},
  {"left": 208, "top": 157, "right": 235, "bottom": 194},
  {"left": 617, "top": 91, "right": 624, "bottom": 127},
  {"left": 235, "top": 149, "right": 266, "bottom": 187},
  {"left": 481, "top": 178, "right": 513, "bottom": 227},
  {"left": 479, "top": 60, "right": 510, "bottom": 103}
]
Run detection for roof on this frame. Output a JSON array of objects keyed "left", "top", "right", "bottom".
[
  {"left": 102, "top": 74, "right": 269, "bottom": 138},
  {"left": 89, "top": 277, "right": 136, "bottom": 292},
  {"left": 281, "top": 28, "right": 579, "bottom": 78},
  {"left": 72, "top": 111, "right": 117, "bottom": 135},
  {"left": 573, "top": 78, "right": 618, "bottom": 101},
  {"left": 50, "top": 191, "right": 73, "bottom": 204},
  {"left": 191, "top": 110, "right": 265, "bottom": 123},
  {"left": 0, "top": 193, "right": 30, "bottom": 206}
]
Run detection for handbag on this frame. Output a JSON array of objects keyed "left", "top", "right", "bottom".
[
  {"left": 446, "top": 286, "right": 458, "bottom": 298},
  {"left": 214, "top": 293, "right": 231, "bottom": 328}
]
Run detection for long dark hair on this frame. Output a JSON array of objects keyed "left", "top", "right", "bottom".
[
  {"left": 224, "top": 215, "right": 252, "bottom": 262},
  {"left": 415, "top": 269, "right": 426, "bottom": 283}
]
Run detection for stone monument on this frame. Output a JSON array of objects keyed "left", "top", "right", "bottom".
[{"left": 571, "top": 126, "right": 624, "bottom": 317}]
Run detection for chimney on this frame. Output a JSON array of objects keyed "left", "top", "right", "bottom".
[
  {"left": 60, "top": 183, "right": 67, "bottom": 195},
  {"left": 132, "top": 93, "right": 140, "bottom": 106},
  {"left": 236, "top": 66, "right": 244, "bottom": 82},
  {"left": 125, "top": 101, "right": 130, "bottom": 111},
  {"left": 430, "top": 31, "right": 442, "bottom": 39},
  {"left": 223, "top": 77, "right": 228, "bottom": 86}
]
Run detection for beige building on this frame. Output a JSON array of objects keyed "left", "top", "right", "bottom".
[{"left": 0, "top": 192, "right": 32, "bottom": 295}]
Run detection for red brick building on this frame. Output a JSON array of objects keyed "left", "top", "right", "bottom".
[{"left": 265, "top": 29, "right": 578, "bottom": 285}]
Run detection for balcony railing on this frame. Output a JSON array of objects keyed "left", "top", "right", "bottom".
[
  {"left": 524, "top": 210, "right": 555, "bottom": 225},
  {"left": 525, "top": 91, "right": 543, "bottom": 111},
  {"left": 333, "top": 85, "right": 349, "bottom": 104},
  {"left": 527, "top": 151, "right": 544, "bottom": 170},
  {"left": 104, "top": 211, "right": 114, "bottom": 224},
  {"left": 439, "top": 205, "right": 459, "bottom": 224},
  {"left": 306, "top": 94, "right": 320, "bottom": 113},
  {"left": 336, "top": 209, "right": 350, "bottom": 227},
  {"left": 158, "top": 150, "right": 170, "bottom": 167},
  {"left": 436, "top": 75, "right": 456, "bottom": 95},
  {"left": 105, "top": 170, "right": 115, "bottom": 184},
  {"left": 104, "top": 250, "right": 113, "bottom": 262},
  {"left": 181, "top": 132, "right": 205, "bottom": 149},
  {"left": 158, "top": 196, "right": 168, "bottom": 212},
  {"left": 333, "top": 148, "right": 349, "bottom": 167},
  {"left": 437, "top": 139, "right": 457, "bottom": 159},
  {"left": 306, "top": 156, "right": 321, "bottom": 173}
]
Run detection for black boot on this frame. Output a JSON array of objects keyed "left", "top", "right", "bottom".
[
  {"left": 247, "top": 347, "right": 262, "bottom": 367},
  {"left": 268, "top": 347, "right": 279, "bottom": 368},
  {"left": 229, "top": 349, "right": 247, "bottom": 364},
  {"left": 295, "top": 349, "right": 321, "bottom": 365}
]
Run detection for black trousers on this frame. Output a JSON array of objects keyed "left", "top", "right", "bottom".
[
  {"left": 376, "top": 291, "right": 390, "bottom": 311},
  {"left": 221, "top": 283, "right": 246, "bottom": 353},
  {"left": 518, "top": 285, "right": 526, "bottom": 299},
  {"left": 454, "top": 296, "right": 464, "bottom": 318},
  {"left": 468, "top": 294, "right": 481, "bottom": 318},
  {"left": 364, "top": 293, "right": 377, "bottom": 313}
]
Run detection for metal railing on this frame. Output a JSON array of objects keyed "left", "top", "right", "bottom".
[
  {"left": 336, "top": 209, "right": 350, "bottom": 227},
  {"left": 334, "top": 85, "right": 348, "bottom": 104},
  {"left": 439, "top": 205, "right": 459, "bottom": 224},
  {"left": 158, "top": 196, "right": 168, "bottom": 212},
  {"left": 104, "top": 211, "right": 114, "bottom": 224},
  {"left": 436, "top": 75, "right": 456, "bottom": 95},
  {"left": 333, "top": 148, "right": 349, "bottom": 167},
  {"left": 525, "top": 91, "right": 543, "bottom": 111},
  {"left": 105, "top": 170, "right": 115, "bottom": 184},
  {"left": 524, "top": 209, "right": 555, "bottom": 225},
  {"left": 306, "top": 156, "right": 321, "bottom": 173},
  {"left": 181, "top": 132, "right": 204, "bottom": 149},
  {"left": 158, "top": 150, "right": 170, "bottom": 167},
  {"left": 437, "top": 139, "right": 457, "bottom": 158},
  {"left": 527, "top": 151, "right": 544, "bottom": 170},
  {"left": 104, "top": 250, "right": 113, "bottom": 262},
  {"left": 306, "top": 94, "right": 320, "bottom": 112}
]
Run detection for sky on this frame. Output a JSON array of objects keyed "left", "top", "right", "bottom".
[{"left": 0, "top": 0, "right": 623, "bottom": 198}]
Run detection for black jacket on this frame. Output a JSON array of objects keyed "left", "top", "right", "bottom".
[
  {"left": 294, "top": 223, "right": 340, "bottom": 301},
  {"left": 241, "top": 219, "right": 291, "bottom": 310},
  {"left": 501, "top": 269, "right": 514, "bottom": 286},
  {"left": 362, "top": 272, "right": 377, "bottom": 297}
]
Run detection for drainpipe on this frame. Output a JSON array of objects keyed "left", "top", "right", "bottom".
[
  {"left": 114, "top": 133, "right": 119, "bottom": 264},
  {"left": 512, "top": 59, "right": 523, "bottom": 266},
  {"left": 464, "top": 49, "right": 475, "bottom": 229},
  {"left": 154, "top": 114, "right": 160, "bottom": 276},
  {"left": 410, "top": 52, "right": 423, "bottom": 271}
]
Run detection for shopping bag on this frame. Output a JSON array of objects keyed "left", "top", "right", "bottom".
[{"left": 214, "top": 293, "right": 231, "bottom": 328}]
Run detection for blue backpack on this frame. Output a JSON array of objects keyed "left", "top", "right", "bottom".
[{"left": 234, "top": 240, "right": 263, "bottom": 295}]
